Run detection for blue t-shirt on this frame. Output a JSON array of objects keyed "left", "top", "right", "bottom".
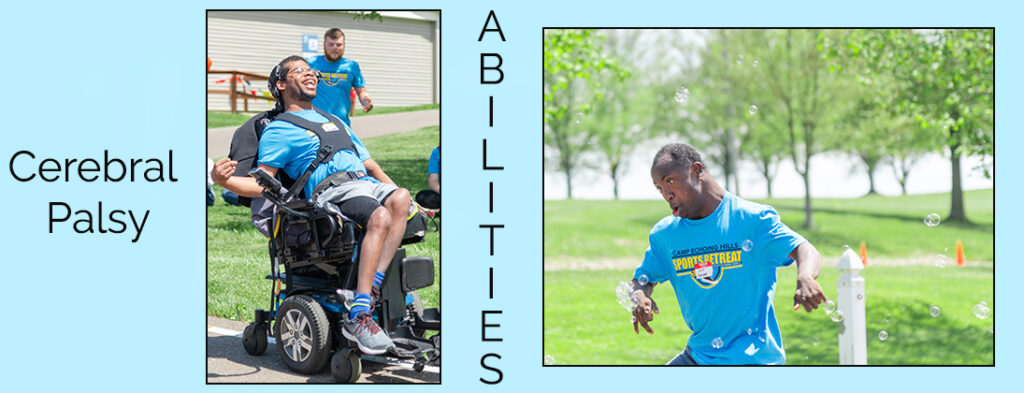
[
  {"left": 428, "top": 147, "right": 440, "bottom": 184},
  {"left": 257, "top": 110, "right": 377, "bottom": 198},
  {"left": 307, "top": 55, "right": 365, "bottom": 125},
  {"left": 634, "top": 192, "right": 805, "bottom": 365}
]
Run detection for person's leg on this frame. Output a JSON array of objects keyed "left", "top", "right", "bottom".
[
  {"left": 375, "top": 188, "right": 411, "bottom": 274},
  {"left": 356, "top": 206, "right": 391, "bottom": 293},
  {"left": 665, "top": 347, "right": 699, "bottom": 366},
  {"left": 332, "top": 195, "right": 390, "bottom": 299}
]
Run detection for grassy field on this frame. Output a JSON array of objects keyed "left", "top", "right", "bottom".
[
  {"left": 544, "top": 190, "right": 994, "bottom": 365},
  {"left": 545, "top": 189, "right": 994, "bottom": 263},
  {"left": 544, "top": 265, "right": 993, "bottom": 365},
  {"left": 207, "top": 104, "right": 439, "bottom": 129},
  {"left": 207, "top": 125, "right": 440, "bottom": 321}
]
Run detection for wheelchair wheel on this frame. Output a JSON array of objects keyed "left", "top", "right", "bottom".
[
  {"left": 331, "top": 348, "right": 362, "bottom": 383},
  {"left": 242, "top": 322, "right": 268, "bottom": 356},
  {"left": 274, "top": 295, "right": 331, "bottom": 374}
]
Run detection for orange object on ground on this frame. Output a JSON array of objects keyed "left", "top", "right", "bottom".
[
  {"left": 859, "top": 242, "right": 868, "bottom": 266},
  {"left": 956, "top": 240, "right": 965, "bottom": 266}
]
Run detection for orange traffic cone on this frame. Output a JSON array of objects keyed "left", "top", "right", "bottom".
[
  {"left": 956, "top": 240, "right": 965, "bottom": 266},
  {"left": 860, "top": 242, "right": 868, "bottom": 266}
]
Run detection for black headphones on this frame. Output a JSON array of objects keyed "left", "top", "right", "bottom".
[{"left": 267, "top": 64, "right": 322, "bottom": 110}]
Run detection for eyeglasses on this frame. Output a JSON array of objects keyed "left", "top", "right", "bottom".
[{"left": 285, "top": 66, "right": 316, "bottom": 77}]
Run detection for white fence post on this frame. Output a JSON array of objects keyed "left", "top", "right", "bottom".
[{"left": 836, "top": 248, "right": 867, "bottom": 365}]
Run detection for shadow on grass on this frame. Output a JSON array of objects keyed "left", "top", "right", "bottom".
[
  {"left": 784, "top": 297, "right": 994, "bottom": 365},
  {"left": 771, "top": 202, "right": 992, "bottom": 233}
]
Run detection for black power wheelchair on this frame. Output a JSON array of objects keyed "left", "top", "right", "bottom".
[{"left": 230, "top": 110, "right": 440, "bottom": 383}]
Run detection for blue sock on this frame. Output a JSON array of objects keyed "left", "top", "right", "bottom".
[
  {"left": 350, "top": 293, "right": 371, "bottom": 319},
  {"left": 373, "top": 271, "right": 386, "bottom": 289}
]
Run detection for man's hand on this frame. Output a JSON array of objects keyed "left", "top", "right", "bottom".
[
  {"left": 793, "top": 274, "right": 827, "bottom": 312},
  {"left": 360, "top": 94, "right": 374, "bottom": 113},
  {"left": 211, "top": 158, "right": 237, "bottom": 186},
  {"left": 631, "top": 290, "right": 660, "bottom": 335}
]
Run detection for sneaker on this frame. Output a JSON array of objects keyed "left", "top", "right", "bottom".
[{"left": 342, "top": 312, "right": 394, "bottom": 355}]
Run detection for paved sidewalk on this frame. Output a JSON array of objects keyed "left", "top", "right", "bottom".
[
  {"left": 207, "top": 316, "right": 439, "bottom": 383},
  {"left": 207, "top": 109, "right": 439, "bottom": 158}
]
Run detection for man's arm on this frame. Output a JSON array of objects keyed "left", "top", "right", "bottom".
[
  {"left": 211, "top": 158, "right": 279, "bottom": 198},
  {"left": 363, "top": 158, "right": 394, "bottom": 185},
  {"left": 790, "top": 241, "right": 827, "bottom": 312},
  {"left": 355, "top": 86, "right": 373, "bottom": 113},
  {"left": 428, "top": 173, "right": 440, "bottom": 194}
]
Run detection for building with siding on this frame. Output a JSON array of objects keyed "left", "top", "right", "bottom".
[{"left": 207, "top": 11, "right": 439, "bottom": 112}]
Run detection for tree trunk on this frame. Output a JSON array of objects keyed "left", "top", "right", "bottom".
[
  {"left": 801, "top": 172, "right": 814, "bottom": 229},
  {"left": 610, "top": 161, "right": 620, "bottom": 200},
  {"left": 563, "top": 163, "right": 574, "bottom": 200},
  {"left": 948, "top": 143, "right": 968, "bottom": 223},
  {"left": 760, "top": 157, "right": 774, "bottom": 199},
  {"left": 865, "top": 158, "right": 878, "bottom": 195}
]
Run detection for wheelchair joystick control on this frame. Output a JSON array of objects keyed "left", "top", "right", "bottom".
[{"left": 249, "top": 168, "right": 283, "bottom": 197}]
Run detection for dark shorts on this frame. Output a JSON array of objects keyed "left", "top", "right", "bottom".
[
  {"left": 666, "top": 347, "right": 699, "bottom": 366},
  {"left": 334, "top": 196, "right": 384, "bottom": 227}
]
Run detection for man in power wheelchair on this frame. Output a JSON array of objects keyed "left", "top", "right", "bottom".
[{"left": 212, "top": 55, "right": 439, "bottom": 381}]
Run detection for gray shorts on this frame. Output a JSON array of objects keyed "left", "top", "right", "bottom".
[
  {"left": 313, "top": 180, "right": 399, "bottom": 225},
  {"left": 315, "top": 180, "right": 398, "bottom": 206}
]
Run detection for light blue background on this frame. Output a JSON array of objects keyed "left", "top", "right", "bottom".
[{"left": 0, "top": 0, "right": 1013, "bottom": 390}]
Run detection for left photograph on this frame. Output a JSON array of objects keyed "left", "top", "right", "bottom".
[{"left": 205, "top": 10, "right": 440, "bottom": 383}]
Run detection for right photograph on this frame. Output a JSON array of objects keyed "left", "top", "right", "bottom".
[{"left": 543, "top": 28, "right": 994, "bottom": 366}]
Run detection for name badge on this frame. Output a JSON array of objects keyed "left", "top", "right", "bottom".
[
  {"left": 694, "top": 260, "right": 713, "bottom": 279},
  {"left": 322, "top": 122, "right": 339, "bottom": 132}
]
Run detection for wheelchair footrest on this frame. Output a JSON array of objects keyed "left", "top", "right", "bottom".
[{"left": 413, "top": 308, "right": 440, "bottom": 331}]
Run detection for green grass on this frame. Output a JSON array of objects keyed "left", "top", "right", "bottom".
[
  {"left": 544, "top": 189, "right": 994, "bottom": 365},
  {"left": 544, "top": 265, "right": 994, "bottom": 365},
  {"left": 545, "top": 189, "right": 994, "bottom": 262},
  {"left": 207, "top": 126, "right": 440, "bottom": 321},
  {"left": 206, "top": 104, "right": 439, "bottom": 129}
]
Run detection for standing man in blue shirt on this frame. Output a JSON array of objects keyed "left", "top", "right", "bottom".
[
  {"left": 631, "top": 143, "right": 827, "bottom": 365},
  {"left": 308, "top": 28, "right": 373, "bottom": 125}
]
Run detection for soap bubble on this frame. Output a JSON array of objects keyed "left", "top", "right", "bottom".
[
  {"left": 822, "top": 300, "right": 836, "bottom": 315},
  {"left": 930, "top": 306, "right": 941, "bottom": 317},
  {"left": 748, "top": 105, "right": 758, "bottom": 115},
  {"left": 830, "top": 310, "right": 845, "bottom": 323},
  {"left": 741, "top": 239, "right": 753, "bottom": 252},
  {"left": 753, "top": 60, "right": 759, "bottom": 67},
  {"left": 973, "top": 302, "right": 992, "bottom": 319},
  {"left": 737, "top": 54, "right": 744, "bottom": 64},
  {"left": 638, "top": 274, "right": 649, "bottom": 286},
  {"left": 934, "top": 254, "right": 949, "bottom": 268},
  {"left": 544, "top": 355, "right": 556, "bottom": 365},
  {"left": 924, "top": 213, "right": 941, "bottom": 227},
  {"left": 574, "top": 112, "right": 582, "bottom": 124},
  {"left": 747, "top": 328, "right": 753, "bottom": 335},
  {"left": 614, "top": 281, "right": 637, "bottom": 311},
  {"left": 884, "top": 314, "right": 893, "bottom": 324},
  {"left": 878, "top": 330, "right": 888, "bottom": 341},
  {"left": 674, "top": 87, "right": 690, "bottom": 103},
  {"left": 711, "top": 337, "right": 724, "bottom": 349}
]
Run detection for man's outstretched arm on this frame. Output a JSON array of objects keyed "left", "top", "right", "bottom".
[
  {"left": 211, "top": 158, "right": 279, "bottom": 198},
  {"left": 790, "top": 242, "right": 827, "bottom": 312}
]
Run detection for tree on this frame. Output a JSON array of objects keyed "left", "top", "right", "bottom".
[
  {"left": 757, "top": 29, "right": 844, "bottom": 228},
  {"left": 843, "top": 29, "right": 993, "bottom": 223},
  {"left": 544, "top": 29, "right": 627, "bottom": 198}
]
